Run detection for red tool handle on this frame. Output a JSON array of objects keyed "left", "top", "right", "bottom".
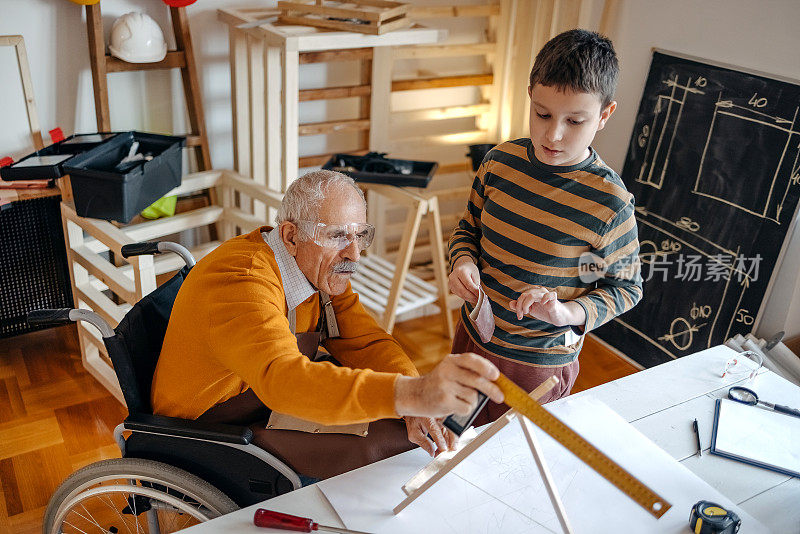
[{"left": 254, "top": 509, "right": 318, "bottom": 532}]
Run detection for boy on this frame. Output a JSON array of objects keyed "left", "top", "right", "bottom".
[{"left": 448, "top": 29, "right": 642, "bottom": 424}]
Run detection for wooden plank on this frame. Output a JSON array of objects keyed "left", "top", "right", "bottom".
[
  {"left": 298, "top": 119, "right": 371, "bottom": 136},
  {"left": 278, "top": 1, "right": 386, "bottom": 22},
  {"left": 390, "top": 103, "right": 491, "bottom": 124},
  {"left": 409, "top": 4, "right": 501, "bottom": 18},
  {"left": 223, "top": 170, "right": 285, "bottom": 209},
  {"left": 170, "top": 6, "right": 213, "bottom": 171},
  {"left": 299, "top": 48, "right": 373, "bottom": 64},
  {"left": 104, "top": 51, "right": 186, "bottom": 72},
  {"left": 123, "top": 206, "right": 224, "bottom": 243},
  {"left": 436, "top": 162, "right": 472, "bottom": 175},
  {"left": 387, "top": 129, "right": 490, "bottom": 154},
  {"left": 382, "top": 201, "right": 425, "bottom": 332},
  {"left": 294, "top": 26, "right": 445, "bottom": 53},
  {"left": 299, "top": 84, "right": 371, "bottom": 102},
  {"left": 222, "top": 207, "right": 265, "bottom": 234},
  {"left": 248, "top": 34, "right": 266, "bottom": 219},
  {"left": 163, "top": 170, "right": 223, "bottom": 197},
  {"left": 71, "top": 246, "right": 137, "bottom": 304},
  {"left": 359, "top": 56, "right": 372, "bottom": 152},
  {"left": 265, "top": 45, "right": 282, "bottom": 196},
  {"left": 394, "top": 43, "right": 496, "bottom": 59},
  {"left": 85, "top": 4, "right": 110, "bottom": 131},
  {"left": 426, "top": 196, "right": 454, "bottom": 338},
  {"left": 75, "top": 283, "right": 127, "bottom": 327},
  {"left": 391, "top": 74, "right": 493, "bottom": 92},
  {"left": 282, "top": 48, "right": 300, "bottom": 188},
  {"left": 4, "top": 36, "right": 44, "bottom": 150},
  {"left": 230, "top": 29, "right": 251, "bottom": 177}
]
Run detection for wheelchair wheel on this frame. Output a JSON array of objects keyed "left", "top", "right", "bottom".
[{"left": 43, "top": 457, "right": 238, "bottom": 534}]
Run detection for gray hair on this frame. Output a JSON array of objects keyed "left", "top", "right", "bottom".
[{"left": 275, "top": 170, "right": 365, "bottom": 226}]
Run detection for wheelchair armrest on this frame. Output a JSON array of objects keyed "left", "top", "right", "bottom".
[{"left": 124, "top": 413, "right": 253, "bottom": 445}]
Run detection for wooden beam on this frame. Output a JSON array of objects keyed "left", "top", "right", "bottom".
[
  {"left": 391, "top": 74, "right": 493, "bottom": 92},
  {"left": 299, "top": 84, "right": 371, "bottom": 101},
  {"left": 299, "top": 48, "right": 373, "bottom": 64},
  {"left": 410, "top": 5, "right": 501, "bottom": 18},
  {"left": 391, "top": 103, "right": 491, "bottom": 124},
  {"left": 104, "top": 51, "right": 186, "bottom": 72},
  {"left": 85, "top": 4, "right": 110, "bottom": 131},
  {"left": 298, "top": 119, "right": 371, "bottom": 136},
  {"left": 394, "top": 43, "right": 496, "bottom": 59}
]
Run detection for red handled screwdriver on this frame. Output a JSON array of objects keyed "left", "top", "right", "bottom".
[{"left": 254, "top": 509, "right": 373, "bottom": 534}]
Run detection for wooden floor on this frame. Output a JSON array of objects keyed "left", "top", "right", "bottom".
[{"left": 0, "top": 315, "right": 638, "bottom": 533}]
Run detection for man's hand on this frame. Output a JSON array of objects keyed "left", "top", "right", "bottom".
[
  {"left": 404, "top": 416, "right": 458, "bottom": 457},
  {"left": 448, "top": 257, "right": 480, "bottom": 305},
  {"left": 509, "top": 286, "right": 586, "bottom": 327},
  {"left": 394, "top": 353, "right": 504, "bottom": 418}
]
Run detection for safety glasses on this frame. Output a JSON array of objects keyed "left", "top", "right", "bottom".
[{"left": 298, "top": 220, "right": 375, "bottom": 251}]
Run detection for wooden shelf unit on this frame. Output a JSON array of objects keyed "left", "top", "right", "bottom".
[{"left": 218, "top": 6, "right": 451, "bottom": 336}]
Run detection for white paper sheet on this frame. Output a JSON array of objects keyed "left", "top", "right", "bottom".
[
  {"left": 713, "top": 399, "right": 800, "bottom": 476},
  {"left": 319, "top": 398, "right": 767, "bottom": 533}
]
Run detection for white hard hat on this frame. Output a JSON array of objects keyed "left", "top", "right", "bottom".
[{"left": 109, "top": 12, "right": 167, "bottom": 63}]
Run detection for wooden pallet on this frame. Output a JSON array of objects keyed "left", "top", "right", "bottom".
[{"left": 278, "top": 0, "right": 411, "bottom": 35}]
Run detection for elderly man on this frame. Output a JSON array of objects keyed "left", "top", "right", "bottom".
[{"left": 151, "top": 170, "right": 503, "bottom": 480}]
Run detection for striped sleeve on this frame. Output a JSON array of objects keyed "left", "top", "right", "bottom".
[
  {"left": 448, "top": 161, "right": 488, "bottom": 271},
  {"left": 573, "top": 200, "right": 643, "bottom": 332}
]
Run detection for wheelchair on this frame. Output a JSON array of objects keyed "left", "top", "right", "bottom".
[{"left": 28, "top": 242, "right": 301, "bottom": 534}]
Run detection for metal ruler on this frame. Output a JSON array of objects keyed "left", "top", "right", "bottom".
[{"left": 494, "top": 373, "right": 672, "bottom": 518}]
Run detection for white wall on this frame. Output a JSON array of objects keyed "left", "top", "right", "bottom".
[
  {"left": 591, "top": 0, "right": 800, "bottom": 339},
  {"left": 1, "top": 0, "right": 798, "bottom": 338}
]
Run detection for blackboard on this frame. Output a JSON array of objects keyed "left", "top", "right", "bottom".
[{"left": 594, "top": 51, "right": 800, "bottom": 367}]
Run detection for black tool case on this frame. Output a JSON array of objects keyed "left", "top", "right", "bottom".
[
  {"left": 0, "top": 133, "right": 117, "bottom": 181},
  {"left": 63, "top": 131, "right": 185, "bottom": 223},
  {"left": 322, "top": 153, "right": 437, "bottom": 188}
]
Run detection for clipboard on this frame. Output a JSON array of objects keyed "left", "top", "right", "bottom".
[{"left": 709, "top": 398, "right": 800, "bottom": 478}]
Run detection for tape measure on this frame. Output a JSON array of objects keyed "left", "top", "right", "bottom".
[
  {"left": 689, "top": 501, "right": 741, "bottom": 533},
  {"left": 493, "top": 373, "right": 672, "bottom": 518}
]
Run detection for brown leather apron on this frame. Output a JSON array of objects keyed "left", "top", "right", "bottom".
[{"left": 198, "top": 292, "right": 413, "bottom": 480}]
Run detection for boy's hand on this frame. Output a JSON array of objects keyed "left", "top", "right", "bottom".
[
  {"left": 509, "top": 286, "right": 585, "bottom": 327},
  {"left": 449, "top": 257, "right": 480, "bottom": 305}
]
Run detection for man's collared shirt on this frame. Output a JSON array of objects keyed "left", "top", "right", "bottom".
[{"left": 264, "top": 228, "right": 316, "bottom": 311}]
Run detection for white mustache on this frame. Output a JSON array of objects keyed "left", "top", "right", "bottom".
[{"left": 333, "top": 261, "right": 359, "bottom": 273}]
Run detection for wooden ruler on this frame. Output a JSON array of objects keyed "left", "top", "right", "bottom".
[{"left": 494, "top": 373, "right": 672, "bottom": 518}]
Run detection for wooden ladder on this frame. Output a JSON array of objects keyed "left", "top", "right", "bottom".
[{"left": 84, "top": 4, "right": 212, "bottom": 171}]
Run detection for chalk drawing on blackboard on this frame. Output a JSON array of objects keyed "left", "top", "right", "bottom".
[
  {"left": 636, "top": 206, "right": 736, "bottom": 256},
  {"left": 658, "top": 317, "right": 707, "bottom": 351},
  {"left": 694, "top": 94, "right": 800, "bottom": 222},
  {"left": 633, "top": 217, "right": 756, "bottom": 354},
  {"left": 637, "top": 75, "right": 705, "bottom": 189}
]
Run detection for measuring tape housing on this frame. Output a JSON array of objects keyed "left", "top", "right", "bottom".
[{"left": 689, "top": 500, "right": 741, "bottom": 533}]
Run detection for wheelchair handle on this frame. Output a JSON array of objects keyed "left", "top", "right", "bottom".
[
  {"left": 121, "top": 242, "right": 161, "bottom": 257},
  {"left": 121, "top": 241, "right": 196, "bottom": 268},
  {"left": 27, "top": 308, "right": 72, "bottom": 326},
  {"left": 27, "top": 308, "right": 115, "bottom": 338}
]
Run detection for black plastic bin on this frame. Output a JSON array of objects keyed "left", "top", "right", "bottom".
[
  {"left": 0, "top": 133, "right": 117, "bottom": 181},
  {"left": 322, "top": 153, "right": 437, "bottom": 188},
  {"left": 64, "top": 131, "right": 185, "bottom": 223}
]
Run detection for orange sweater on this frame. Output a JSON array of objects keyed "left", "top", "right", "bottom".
[{"left": 151, "top": 227, "right": 418, "bottom": 424}]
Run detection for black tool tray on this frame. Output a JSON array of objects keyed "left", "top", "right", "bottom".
[
  {"left": 322, "top": 153, "right": 437, "bottom": 188},
  {"left": 63, "top": 131, "right": 185, "bottom": 223},
  {"left": 0, "top": 133, "right": 118, "bottom": 181}
]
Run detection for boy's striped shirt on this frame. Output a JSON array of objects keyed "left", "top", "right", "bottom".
[{"left": 449, "top": 138, "right": 642, "bottom": 366}]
